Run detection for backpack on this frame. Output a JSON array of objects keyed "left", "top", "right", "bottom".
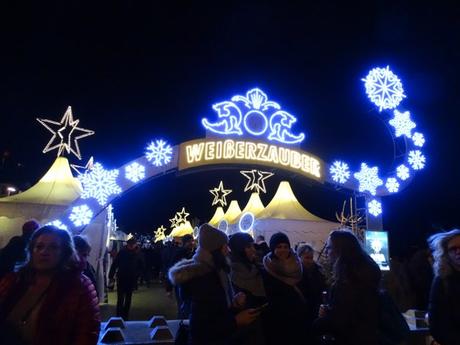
[{"left": 378, "top": 290, "right": 410, "bottom": 345}]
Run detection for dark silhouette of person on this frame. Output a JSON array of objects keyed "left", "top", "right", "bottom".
[
  {"left": 0, "top": 220, "right": 40, "bottom": 279},
  {"left": 108, "top": 238, "right": 143, "bottom": 320}
]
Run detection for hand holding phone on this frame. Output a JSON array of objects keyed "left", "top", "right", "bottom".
[{"left": 254, "top": 302, "right": 269, "bottom": 313}]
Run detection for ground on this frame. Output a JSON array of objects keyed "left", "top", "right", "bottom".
[{"left": 100, "top": 280, "right": 177, "bottom": 321}]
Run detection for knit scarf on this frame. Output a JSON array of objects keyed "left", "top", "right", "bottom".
[
  {"left": 263, "top": 250, "right": 306, "bottom": 302},
  {"left": 230, "top": 261, "right": 266, "bottom": 297}
]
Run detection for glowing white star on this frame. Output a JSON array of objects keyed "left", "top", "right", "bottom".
[
  {"left": 154, "top": 225, "right": 167, "bottom": 242},
  {"left": 71, "top": 156, "right": 94, "bottom": 175},
  {"left": 209, "top": 181, "right": 232, "bottom": 206},
  {"left": 389, "top": 110, "right": 416, "bottom": 138},
  {"left": 353, "top": 163, "right": 383, "bottom": 196},
  {"left": 240, "top": 169, "right": 274, "bottom": 193},
  {"left": 37, "top": 106, "right": 94, "bottom": 160}
]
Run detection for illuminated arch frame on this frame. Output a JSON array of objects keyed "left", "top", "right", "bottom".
[{"left": 55, "top": 66, "right": 425, "bottom": 231}]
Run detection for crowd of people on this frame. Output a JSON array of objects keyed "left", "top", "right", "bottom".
[{"left": 0, "top": 220, "right": 459, "bottom": 345}]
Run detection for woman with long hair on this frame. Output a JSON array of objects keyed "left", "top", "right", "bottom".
[
  {"left": 427, "top": 229, "right": 460, "bottom": 345},
  {"left": 0, "top": 225, "right": 100, "bottom": 345},
  {"left": 314, "top": 230, "right": 381, "bottom": 345}
]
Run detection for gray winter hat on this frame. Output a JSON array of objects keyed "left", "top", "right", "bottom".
[{"left": 198, "top": 223, "right": 228, "bottom": 252}]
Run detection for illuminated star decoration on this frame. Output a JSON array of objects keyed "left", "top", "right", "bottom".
[
  {"left": 329, "top": 161, "right": 350, "bottom": 184},
  {"left": 71, "top": 156, "right": 94, "bottom": 175},
  {"left": 47, "top": 220, "right": 68, "bottom": 231},
  {"left": 154, "top": 225, "right": 167, "bottom": 243},
  {"left": 412, "top": 132, "right": 425, "bottom": 147},
  {"left": 367, "top": 199, "right": 382, "bottom": 217},
  {"left": 385, "top": 178, "right": 400, "bottom": 193},
  {"left": 396, "top": 164, "right": 410, "bottom": 181},
  {"left": 125, "top": 162, "right": 145, "bottom": 183},
  {"left": 240, "top": 169, "right": 274, "bottom": 193},
  {"left": 69, "top": 204, "right": 94, "bottom": 226},
  {"left": 145, "top": 139, "right": 173, "bottom": 167},
  {"left": 79, "top": 162, "right": 122, "bottom": 206},
  {"left": 37, "top": 106, "right": 95, "bottom": 160},
  {"left": 353, "top": 163, "right": 383, "bottom": 196},
  {"left": 389, "top": 110, "right": 416, "bottom": 138},
  {"left": 209, "top": 181, "right": 232, "bottom": 206},
  {"left": 176, "top": 207, "right": 190, "bottom": 225},
  {"left": 362, "top": 66, "right": 406, "bottom": 111},
  {"left": 408, "top": 150, "right": 426, "bottom": 170}
]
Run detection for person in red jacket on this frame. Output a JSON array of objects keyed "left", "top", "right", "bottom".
[{"left": 0, "top": 225, "right": 101, "bottom": 345}]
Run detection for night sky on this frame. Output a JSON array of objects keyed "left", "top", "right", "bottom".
[{"left": 1, "top": 2, "right": 459, "bottom": 257}]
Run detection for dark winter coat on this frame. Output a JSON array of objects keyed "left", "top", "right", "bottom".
[
  {"left": 109, "top": 247, "right": 143, "bottom": 290},
  {"left": 262, "top": 253, "right": 309, "bottom": 345},
  {"left": 169, "top": 258, "right": 237, "bottom": 345},
  {"left": 0, "top": 236, "right": 29, "bottom": 279},
  {"left": 0, "top": 270, "right": 100, "bottom": 345},
  {"left": 301, "top": 263, "right": 327, "bottom": 325},
  {"left": 313, "top": 259, "right": 381, "bottom": 345},
  {"left": 428, "top": 270, "right": 460, "bottom": 345}
]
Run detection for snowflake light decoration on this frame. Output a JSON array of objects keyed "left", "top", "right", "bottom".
[
  {"left": 396, "top": 164, "right": 410, "bottom": 181},
  {"left": 47, "top": 220, "right": 68, "bottom": 230},
  {"left": 145, "top": 139, "right": 173, "bottom": 167},
  {"left": 412, "top": 132, "right": 425, "bottom": 147},
  {"left": 125, "top": 162, "right": 145, "bottom": 183},
  {"left": 385, "top": 178, "right": 400, "bottom": 193},
  {"left": 79, "top": 162, "right": 122, "bottom": 206},
  {"left": 408, "top": 150, "right": 426, "bottom": 170},
  {"left": 330, "top": 161, "right": 351, "bottom": 184},
  {"left": 353, "top": 163, "right": 383, "bottom": 196},
  {"left": 362, "top": 66, "right": 406, "bottom": 111},
  {"left": 389, "top": 110, "right": 416, "bottom": 138},
  {"left": 69, "top": 204, "right": 93, "bottom": 226},
  {"left": 367, "top": 199, "right": 382, "bottom": 217}
]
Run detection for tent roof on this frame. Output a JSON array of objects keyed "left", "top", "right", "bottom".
[
  {"left": 170, "top": 221, "right": 194, "bottom": 237},
  {"left": 257, "top": 181, "right": 328, "bottom": 222},
  {"left": 223, "top": 200, "right": 242, "bottom": 224},
  {"left": 0, "top": 157, "right": 82, "bottom": 206},
  {"left": 241, "top": 192, "right": 265, "bottom": 217},
  {"left": 209, "top": 206, "right": 225, "bottom": 226}
]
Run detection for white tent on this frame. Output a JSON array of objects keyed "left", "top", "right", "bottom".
[
  {"left": 222, "top": 200, "right": 241, "bottom": 235},
  {"left": 254, "top": 181, "right": 340, "bottom": 252},
  {"left": 0, "top": 157, "right": 110, "bottom": 300},
  {"left": 229, "top": 192, "right": 265, "bottom": 234},
  {"left": 208, "top": 206, "right": 225, "bottom": 227},
  {"left": 170, "top": 220, "right": 194, "bottom": 237}
]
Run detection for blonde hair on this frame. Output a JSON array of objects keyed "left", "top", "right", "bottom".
[{"left": 428, "top": 229, "right": 460, "bottom": 278}]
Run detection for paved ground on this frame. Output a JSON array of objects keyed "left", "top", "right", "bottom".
[{"left": 100, "top": 280, "right": 177, "bottom": 321}]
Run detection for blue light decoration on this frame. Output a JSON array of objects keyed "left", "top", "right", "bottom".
[
  {"left": 79, "top": 162, "right": 122, "bottom": 206},
  {"left": 145, "top": 139, "right": 173, "bottom": 166},
  {"left": 362, "top": 66, "right": 406, "bottom": 111},
  {"left": 218, "top": 219, "right": 229, "bottom": 233},
  {"left": 385, "top": 177, "right": 400, "bottom": 193},
  {"left": 367, "top": 199, "right": 382, "bottom": 217},
  {"left": 389, "top": 110, "right": 416, "bottom": 138},
  {"left": 47, "top": 219, "right": 68, "bottom": 230},
  {"left": 329, "top": 161, "right": 351, "bottom": 184},
  {"left": 353, "top": 163, "right": 383, "bottom": 196},
  {"left": 202, "top": 88, "right": 305, "bottom": 144},
  {"left": 396, "top": 164, "right": 410, "bottom": 181},
  {"left": 125, "top": 162, "right": 145, "bottom": 183},
  {"left": 69, "top": 204, "right": 93, "bottom": 226},
  {"left": 239, "top": 212, "right": 255, "bottom": 233},
  {"left": 408, "top": 150, "right": 426, "bottom": 170},
  {"left": 412, "top": 132, "right": 425, "bottom": 147}
]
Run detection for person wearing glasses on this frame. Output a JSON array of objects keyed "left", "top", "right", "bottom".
[
  {"left": 0, "top": 225, "right": 100, "bottom": 345},
  {"left": 428, "top": 229, "right": 460, "bottom": 345}
]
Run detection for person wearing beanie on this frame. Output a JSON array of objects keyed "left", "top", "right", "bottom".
[
  {"left": 169, "top": 224, "right": 260, "bottom": 345},
  {"left": 0, "top": 219, "right": 40, "bottom": 279},
  {"left": 262, "top": 232, "right": 311, "bottom": 345}
]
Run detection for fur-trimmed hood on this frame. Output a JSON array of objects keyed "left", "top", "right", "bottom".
[{"left": 168, "top": 259, "right": 213, "bottom": 285}]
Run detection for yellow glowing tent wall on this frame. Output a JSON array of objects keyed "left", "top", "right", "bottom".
[
  {"left": 170, "top": 221, "right": 194, "bottom": 237},
  {"left": 208, "top": 206, "right": 225, "bottom": 227},
  {"left": 254, "top": 181, "right": 340, "bottom": 251}
]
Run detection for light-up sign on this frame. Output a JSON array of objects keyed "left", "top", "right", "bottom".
[
  {"left": 202, "top": 88, "right": 305, "bottom": 144},
  {"left": 178, "top": 138, "right": 323, "bottom": 181},
  {"left": 365, "top": 230, "right": 390, "bottom": 271}
]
